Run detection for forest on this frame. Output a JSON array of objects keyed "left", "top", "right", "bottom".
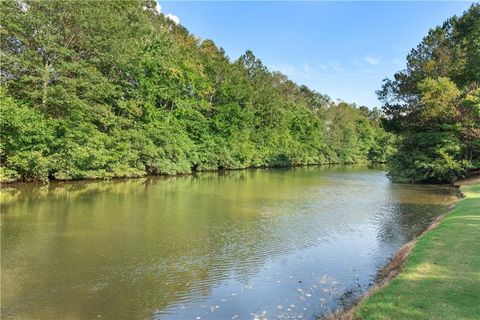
[
  {"left": 379, "top": 3, "right": 480, "bottom": 183},
  {"left": 0, "top": 0, "right": 478, "bottom": 183},
  {"left": 0, "top": 0, "right": 393, "bottom": 183}
]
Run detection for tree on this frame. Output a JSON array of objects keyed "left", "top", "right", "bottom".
[
  {"left": 0, "top": 0, "right": 391, "bottom": 182},
  {"left": 378, "top": 3, "right": 480, "bottom": 183}
]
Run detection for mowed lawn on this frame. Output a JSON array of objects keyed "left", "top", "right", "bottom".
[{"left": 355, "top": 183, "right": 480, "bottom": 320}]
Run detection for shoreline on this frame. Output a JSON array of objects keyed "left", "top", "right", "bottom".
[
  {"left": 1, "top": 161, "right": 384, "bottom": 185},
  {"left": 319, "top": 214, "right": 450, "bottom": 320},
  {"left": 320, "top": 176, "right": 480, "bottom": 319}
]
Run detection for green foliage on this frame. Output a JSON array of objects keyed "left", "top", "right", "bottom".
[
  {"left": 0, "top": 0, "right": 390, "bottom": 182},
  {"left": 0, "top": 87, "right": 54, "bottom": 181},
  {"left": 379, "top": 4, "right": 480, "bottom": 183},
  {"left": 388, "top": 132, "right": 471, "bottom": 183},
  {"left": 417, "top": 77, "right": 460, "bottom": 122}
]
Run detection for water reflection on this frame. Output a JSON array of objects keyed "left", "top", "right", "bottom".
[{"left": 1, "top": 166, "right": 458, "bottom": 319}]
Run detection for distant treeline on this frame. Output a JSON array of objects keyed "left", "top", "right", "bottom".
[
  {"left": 379, "top": 3, "right": 480, "bottom": 183},
  {"left": 0, "top": 0, "right": 394, "bottom": 182}
]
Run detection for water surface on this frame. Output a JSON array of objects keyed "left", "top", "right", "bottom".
[{"left": 1, "top": 166, "right": 458, "bottom": 319}]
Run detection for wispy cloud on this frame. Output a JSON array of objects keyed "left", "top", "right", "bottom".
[
  {"left": 364, "top": 54, "right": 381, "bottom": 65},
  {"left": 318, "top": 64, "right": 328, "bottom": 71},
  {"left": 317, "top": 61, "right": 343, "bottom": 73},
  {"left": 328, "top": 61, "right": 343, "bottom": 72},
  {"left": 269, "top": 64, "right": 299, "bottom": 77},
  {"left": 303, "top": 63, "right": 313, "bottom": 73},
  {"left": 270, "top": 60, "right": 347, "bottom": 80},
  {"left": 165, "top": 13, "right": 180, "bottom": 25},
  {"left": 156, "top": 1, "right": 180, "bottom": 25}
]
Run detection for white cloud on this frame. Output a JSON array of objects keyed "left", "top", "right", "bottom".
[
  {"left": 155, "top": 1, "right": 180, "bottom": 25},
  {"left": 165, "top": 13, "right": 180, "bottom": 25},
  {"left": 328, "top": 61, "right": 343, "bottom": 72},
  {"left": 270, "top": 61, "right": 346, "bottom": 80},
  {"left": 364, "top": 54, "right": 381, "bottom": 65},
  {"left": 318, "top": 64, "right": 328, "bottom": 71},
  {"left": 303, "top": 63, "right": 312, "bottom": 73},
  {"left": 269, "top": 64, "right": 298, "bottom": 77}
]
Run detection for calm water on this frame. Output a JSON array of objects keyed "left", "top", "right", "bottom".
[{"left": 1, "top": 166, "right": 458, "bottom": 320}]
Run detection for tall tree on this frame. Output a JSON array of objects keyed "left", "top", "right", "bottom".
[
  {"left": 378, "top": 3, "right": 480, "bottom": 183},
  {"left": 0, "top": 0, "right": 392, "bottom": 182}
]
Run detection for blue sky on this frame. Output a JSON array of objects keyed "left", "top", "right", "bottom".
[{"left": 159, "top": 1, "right": 474, "bottom": 107}]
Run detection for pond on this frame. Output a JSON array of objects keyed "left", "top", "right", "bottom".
[{"left": 1, "top": 166, "right": 458, "bottom": 319}]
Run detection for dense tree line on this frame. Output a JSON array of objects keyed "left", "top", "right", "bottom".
[
  {"left": 379, "top": 3, "right": 480, "bottom": 183},
  {"left": 0, "top": 0, "right": 393, "bottom": 182}
]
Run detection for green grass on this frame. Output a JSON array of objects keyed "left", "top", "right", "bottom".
[{"left": 355, "top": 183, "right": 480, "bottom": 320}]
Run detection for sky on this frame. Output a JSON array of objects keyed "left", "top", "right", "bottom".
[{"left": 159, "top": 1, "right": 474, "bottom": 107}]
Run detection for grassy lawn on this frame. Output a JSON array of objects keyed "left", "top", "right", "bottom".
[{"left": 354, "top": 183, "right": 480, "bottom": 320}]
